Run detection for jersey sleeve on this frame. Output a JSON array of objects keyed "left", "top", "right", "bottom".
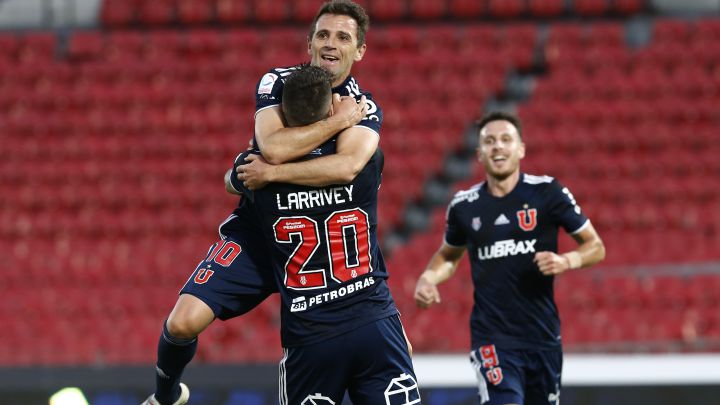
[
  {"left": 443, "top": 203, "right": 466, "bottom": 247},
  {"left": 547, "top": 180, "right": 589, "bottom": 234},
  {"left": 229, "top": 150, "right": 260, "bottom": 201},
  {"left": 255, "top": 69, "right": 284, "bottom": 114},
  {"left": 354, "top": 91, "right": 383, "bottom": 137}
]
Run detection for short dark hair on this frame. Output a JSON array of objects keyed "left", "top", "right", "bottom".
[
  {"left": 308, "top": 0, "right": 370, "bottom": 47},
  {"left": 476, "top": 111, "right": 523, "bottom": 139},
  {"left": 282, "top": 65, "right": 333, "bottom": 127}
]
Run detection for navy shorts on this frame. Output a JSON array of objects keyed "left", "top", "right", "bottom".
[
  {"left": 469, "top": 344, "right": 562, "bottom": 405},
  {"left": 180, "top": 203, "right": 276, "bottom": 320},
  {"left": 279, "top": 314, "right": 421, "bottom": 405}
]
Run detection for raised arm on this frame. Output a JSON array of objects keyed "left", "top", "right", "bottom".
[
  {"left": 414, "top": 243, "right": 466, "bottom": 309},
  {"left": 255, "top": 94, "right": 366, "bottom": 165},
  {"left": 238, "top": 125, "right": 378, "bottom": 188},
  {"left": 534, "top": 222, "right": 606, "bottom": 276}
]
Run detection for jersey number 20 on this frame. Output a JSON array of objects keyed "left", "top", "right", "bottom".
[{"left": 273, "top": 208, "right": 372, "bottom": 290}]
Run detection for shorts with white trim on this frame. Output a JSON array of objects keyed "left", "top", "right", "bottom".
[
  {"left": 469, "top": 344, "right": 562, "bottom": 405},
  {"left": 279, "top": 314, "right": 420, "bottom": 405}
]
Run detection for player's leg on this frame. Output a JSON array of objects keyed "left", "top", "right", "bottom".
[
  {"left": 148, "top": 215, "right": 276, "bottom": 404},
  {"left": 469, "top": 345, "right": 525, "bottom": 405},
  {"left": 523, "top": 349, "right": 562, "bottom": 405},
  {"left": 149, "top": 294, "right": 214, "bottom": 405},
  {"left": 346, "top": 315, "right": 421, "bottom": 405},
  {"left": 279, "top": 343, "right": 349, "bottom": 405}
]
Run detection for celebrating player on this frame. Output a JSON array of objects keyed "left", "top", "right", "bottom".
[
  {"left": 414, "top": 111, "right": 605, "bottom": 405},
  {"left": 142, "top": 2, "right": 383, "bottom": 405},
  {"left": 235, "top": 64, "right": 419, "bottom": 405}
]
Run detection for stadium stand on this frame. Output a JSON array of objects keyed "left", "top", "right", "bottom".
[{"left": 1, "top": 0, "right": 719, "bottom": 366}]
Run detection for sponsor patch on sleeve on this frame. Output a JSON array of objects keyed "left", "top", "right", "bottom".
[{"left": 258, "top": 73, "right": 278, "bottom": 95}]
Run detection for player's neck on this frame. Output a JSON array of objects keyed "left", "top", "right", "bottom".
[
  {"left": 331, "top": 73, "right": 350, "bottom": 88},
  {"left": 486, "top": 170, "right": 520, "bottom": 197}
]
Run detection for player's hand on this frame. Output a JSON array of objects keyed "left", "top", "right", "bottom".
[
  {"left": 329, "top": 93, "right": 367, "bottom": 128},
  {"left": 414, "top": 275, "right": 441, "bottom": 309},
  {"left": 534, "top": 251, "right": 569, "bottom": 276},
  {"left": 237, "top": 154, "right": 272, "bottom": 190}
]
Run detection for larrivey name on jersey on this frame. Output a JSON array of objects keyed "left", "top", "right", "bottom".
[
  {"left": 276, "top": 185, "right": 354, "bottom": 210},
  {"left": 477, "top": 239, "right": 537, "bottom": 260}
]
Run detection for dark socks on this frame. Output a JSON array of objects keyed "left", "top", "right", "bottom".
[{"left": 154, "top": 321, "right": 197, "bottom": 405}]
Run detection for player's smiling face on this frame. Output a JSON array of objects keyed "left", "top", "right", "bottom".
[
  {"left": 308, "top": 14, "right": 366, "bottom": 87},
  {"left": 477, "top": 120, "right": 525, "bottom": 180}
]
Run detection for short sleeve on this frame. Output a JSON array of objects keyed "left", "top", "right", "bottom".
[
  {"left": 547, "top": 180, "right": 589, "bottom": 234},
  {"left": 255, "top": 70, "right": 284, "bottom": 113},
  {"left": 444, "top": 203, "right": 467, "bottom": 247},
  {"left": 354, "top": 91, "right": 382, "bottom": 137},
  {"left": 230, "top": 150, "right": 258, "bottom": 202}
]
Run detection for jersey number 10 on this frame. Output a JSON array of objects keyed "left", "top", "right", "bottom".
[{"left": 273, "top": 208, "right": 372, "bottom": 290}]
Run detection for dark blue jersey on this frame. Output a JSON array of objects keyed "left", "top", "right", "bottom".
[
  {"left": 251, "top": 149, "right": 397, "bottom": 347},
  {"left": 255, "top": 65, "right": 382, "bottom": 139},
  {"left": 445, "top": 173, "right": 589, "bottom": 350},
  {"left": 246, "top": 67, "right": 393, "bottom": 347}
]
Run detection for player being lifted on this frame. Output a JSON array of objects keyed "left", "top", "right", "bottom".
[
  {"left": 414, "top": 112, "right": 605, "bottom": 405},
  {"left": 142, "top": 1, "right": 386, "bottom": 405},
  {"left": 233, "top": 64, "right": 419, "bottom": 405}
]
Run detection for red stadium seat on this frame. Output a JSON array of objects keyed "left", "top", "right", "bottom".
[
  {"left": 409, "top": 0, "right": 446, "bottom": 19},
  {"left": 100, "top": 0, "right": 138, "bottom": 27},
  {"left": 137, "top": 0, "right": 176, "bottom": 26},
  {"left": 487, "top": 0, "right": 525, "bottom": 18},
  {"left": 574, "top": 0, "right": 609, "bottom": 16},
  {"left": 216, "top": 0, "right": 251, "bottom": 23},
  {"left": 368, "top": 0, "right": 407, "bottom": 21},
  {"left": 185, "top": 29, "right": 223, "bottom": 60},
  {"left": 177, "top": 0, "right": 215, "bottom": 25},
  {"left": 18, "top": 33, "right": 56, "bottom": 64},
  {"left": 528, "top": 0, "right": 565, "bottom": 17},
  {"left": 293, "top": 0, "right": 324, "bottom": 22},
  {"left": 0, "top": 34, "right": 21, "bottom": 64},
  {"left": 448, "top": 0, "right": 484, "bottom": 18},
  {"left": 253, "top": 0, "right": 289, "bottom": 23},
  {"left": 587, "top": 22, "right": 625, "bottom": 47},
  {"left": 694, "top": 19, "right": 720, "bottom": 40},
  {"left": 144, "top": 30, "right": 184, "bottom": 62},
  {"left": 613, "top": 0, "right": 645, "bottom": 15},
  {"left": 105, "top": 31, "right": 145, "bottom": 62},
  {"left": 67, "top": 31, "right": 105, "bottom": 61}
]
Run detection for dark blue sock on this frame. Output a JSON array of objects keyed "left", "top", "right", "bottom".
[{"left": 154, "top": 321, "right": 197, "bottom": 405}]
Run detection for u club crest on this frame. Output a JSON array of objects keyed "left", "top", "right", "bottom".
[{"left": 516, "top": 208, "right": 537, "bottom": 231}]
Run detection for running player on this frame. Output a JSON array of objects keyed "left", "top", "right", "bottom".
[{"left": 414, "top": 111, "right": 605, "bottom": 405}]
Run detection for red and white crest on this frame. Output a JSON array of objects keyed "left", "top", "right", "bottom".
[
  {"left": 194, "top": 268, "right": 215, "bottom": 284},
  {"left": 516, "top": 208, "right": 537, "bottom": 231}
]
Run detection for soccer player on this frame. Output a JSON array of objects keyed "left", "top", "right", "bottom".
[
  {"left": 413, "top": 111, "right": 606, "bottom": 405},
  {"left": 143, "top": 2, "right": 385, "bottom": 405},
  {"left": 235, "top": 65, "right": 419, "bottom": 405}
]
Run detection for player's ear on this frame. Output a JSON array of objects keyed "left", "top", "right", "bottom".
[
  {"left": 354, "top": 43, "right": 366, "bottom": 62},
  {"left": 307, "top": 37, "right": 312, "bottom": 56},
  {"left": 518, "top": 141, "right": 526, "bottom": 160}
]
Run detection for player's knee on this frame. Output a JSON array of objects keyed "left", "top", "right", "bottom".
[{"left": 165, "top": 314, "right": 202, "bottom": 339}]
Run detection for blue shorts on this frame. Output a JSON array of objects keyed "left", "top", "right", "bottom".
[
  {"left": 469, "top": 345, "right": 562, "bottom": 405},
  {"left": 279, "top": 314, "right": 420, "bottom": 405},
  {"left": 180, "top": 203, "right": 276, "bottom": 320}
]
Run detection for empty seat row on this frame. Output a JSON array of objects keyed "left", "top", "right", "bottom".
[{"left": 100, "top": 0, "right": 648, "bottom": 28}]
